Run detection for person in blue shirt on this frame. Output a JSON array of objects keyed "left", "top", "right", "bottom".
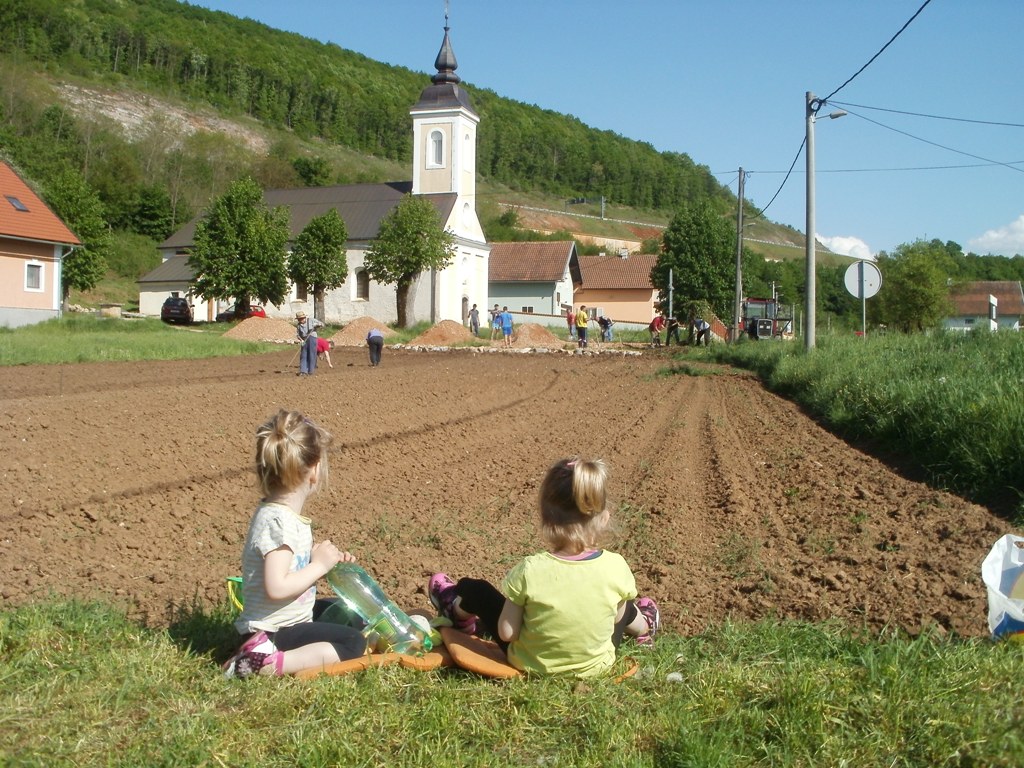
[{"left": 500, "top": 306, "right": 514, "bottom": 348}]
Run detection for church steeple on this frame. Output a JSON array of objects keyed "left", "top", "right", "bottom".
[
  {"left": 432, "top": 25, "right": 460, "bottom": 85},
  {"left": 409, "top": 10, "right": 481, "bottom": 218},
  {"left": 412, "top": 18, "right": 476, "bottom": 115}
]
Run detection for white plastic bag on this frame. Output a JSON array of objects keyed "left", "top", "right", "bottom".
[{"left": 981, "top": 533, "right": 1024, "bottom": 639}]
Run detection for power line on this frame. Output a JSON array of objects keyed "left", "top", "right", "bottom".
[
  {"left": 820, "top": 0, "right": 934, "bottom": 106},
  {"left": 830, "top": 100, "right": 1024, "bottom": 129},
  {"left": 750, "top": 160, "right": 1024, "bottom": 174},
  {"left": 842, "top": 106, "right": 1024, "bottom": 174}
]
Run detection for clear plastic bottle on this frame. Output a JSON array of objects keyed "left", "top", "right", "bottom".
[{"left": 324, "top": 563, "right": 431, "bottom": 654}]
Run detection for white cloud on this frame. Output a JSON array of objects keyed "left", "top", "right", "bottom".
[
  {"left": 967, "top": 215, "right": 1024, "bottom": 256},
  {"left": 817, "top": 234, "right": 874, "bottom": 261}
]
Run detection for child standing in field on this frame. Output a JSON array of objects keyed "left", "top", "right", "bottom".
[
  {"left": 223, "top": 409, "right": 366, "bottom": 678},
  {"left": 429, "top": 458, "right": 659, "bottom": 678}
]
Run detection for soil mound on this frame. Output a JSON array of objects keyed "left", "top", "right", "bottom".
[
  {"left": 331, "top": 317, "right": 395, "bottom": 346},
  {"left": 222, "top": 316, "right": 296, "bottom": 343},
  {"left": 512, "top": 323, "right": 565, "bottom": 348},
  {"left": 408, "top": 320, "right": 474, "bottom": 346}
]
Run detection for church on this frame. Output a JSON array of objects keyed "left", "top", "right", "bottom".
[{"left": 141, "top": 23, "right": 490, "bottom": 326}]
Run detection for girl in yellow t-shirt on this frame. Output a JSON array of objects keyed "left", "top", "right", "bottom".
[{"left": 428, "top": 458, "right": 659, "bottom": 678}]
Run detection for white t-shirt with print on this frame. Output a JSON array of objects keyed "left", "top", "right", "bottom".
[{"left": 235, "top": 501, "right": 316, "bottom": 634}]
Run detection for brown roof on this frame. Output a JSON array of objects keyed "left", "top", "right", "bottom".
[
  {"left": 0, "top": 162, "right": 80, "bottom": 246},
  {"left": 488, "top": 241, "right": 576, "bottom": 282},
  {"left": 575, "top": 253, "right": 658, "bottom": 290},
  {"left": 950, "top": 280, "right": 1024, "bottom": 316},
  {"left": 160, "top": 182, "right": 456, "bottom": 249}
]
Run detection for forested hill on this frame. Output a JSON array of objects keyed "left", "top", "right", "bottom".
[{"left": 0, "top": 0, "right": 735, "bottom": 216}]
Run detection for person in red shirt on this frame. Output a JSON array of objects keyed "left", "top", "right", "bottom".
[
  {"left": 566, "top": 308, "right": 576, "bottom": 341},
  {"left": 648, "top": 314, "right": 665, "bottom": 347}
]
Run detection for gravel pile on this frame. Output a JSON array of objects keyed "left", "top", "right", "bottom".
[
  {"left": 408, "top": 319, "right": 474, "bottom": 346},
  {"left": 511, "top": 323, "right": 566, "bottom": 348},
  {"left": 223, "top": 316, "right": 298, "bottom": 343},
  {"left": 330, "top": 317, "right": 396, "bottom": 346}
]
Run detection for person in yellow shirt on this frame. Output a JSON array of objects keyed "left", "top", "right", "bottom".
[
  {"left": 428, "top": 458, "right": 659, "bottom": 678},
  {"left": 575, "top": 305, "right": 589, "bottom": 348}
]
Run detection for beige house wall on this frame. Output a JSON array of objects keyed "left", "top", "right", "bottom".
[
  {"left": 573, "top": 287, "right": 656, "bottom": 324},
  {"left": 0, "top": 240, "right": 59, "bottom": 309}
]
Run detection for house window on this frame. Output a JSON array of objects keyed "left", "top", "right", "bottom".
[
  {"left": 521, "top": 306, "right": 534, "bottom": 314},
  {"left": 5, "top": 195, "right": 28, "bottom": 212},
  {"left": 295, "top": 281, "right": 308, "bottom": 301},
  {"left": 355, "top": 269, "right": 369, "bottom": 300},
  {"left": 965, "top": 318, "right": 975, "bottom": 325},
  {"left": 25, "top": 262, "right": 43, "bottom": 291},
  {"left": 428, "top": 129, "right": 445, "bottom": 168}
]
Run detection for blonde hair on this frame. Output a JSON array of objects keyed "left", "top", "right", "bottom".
[
  {"left": 255, "top": 409, "right": 331, "bottom": 496},
  {"left": 538, "top": 458, "right": 611, "bottom": 554}
]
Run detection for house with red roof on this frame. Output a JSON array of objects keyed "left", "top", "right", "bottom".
[
  {"left": 945, "top": 280, "right": 1023, "bottom": 332},
  {"left": 487, "top": 241, "right": 577, "bottom": 317},
  {"left": 0, "top": 161, "right": 81, "bottom": 328},
  {"left": 572, "top": 252, "right": 659, "bottom": 324}
]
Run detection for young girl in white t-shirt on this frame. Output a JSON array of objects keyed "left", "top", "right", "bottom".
[
  {"left": 429, "top": 458, "right": 659, "bottom": 678},
  {"left": 223, "top": 409, "right": 366, "bottom": 678}
]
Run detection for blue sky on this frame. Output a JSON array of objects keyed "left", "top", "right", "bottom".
[{"left": 186, "top": 1, "right": 1024, "bottom": 259}]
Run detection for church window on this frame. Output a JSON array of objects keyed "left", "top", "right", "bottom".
[
  {"left": 429, "top": 130, "right": 445, "bottom": 168},
  {"left": 355, "top": 268, "right": 370, "bottom": 300}
]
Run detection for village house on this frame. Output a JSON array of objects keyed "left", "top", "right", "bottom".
[
  {"left": 945, "top": 280, "right": 1024, "bottom": 332},
  {"left": 0, "top": 161, "right": 81, "bottom": 328}
]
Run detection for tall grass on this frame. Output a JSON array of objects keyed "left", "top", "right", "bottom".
[
  {"left": 2, "top": 601, "right": 1022, "bottom": 767},
  {"left": 0, "top": 315, "right": 283, "bottom": 365},
  {"left": 708, "top": 332, "right": 1024, "bottom": 515}
]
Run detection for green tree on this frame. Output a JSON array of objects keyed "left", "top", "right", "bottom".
[
  {"left": 364, "top": 194, "right": 455, "bottom": 328},
  {"left": 874, "top": 240, "right": 954, "bottom": 332},
  {"left": 292, "top": 155, "right": 332, "bottom": 186},
  {"left": 188, "top": 177, "right": 290, "bottom": 315},
  {"left": 44, "top": 169, "right": 110, "bottom": 309},
  {"left": 651, "top": 201, "right": 735, "bottom": 321},
  {"left": 289, "top": 209, "right": 348, "bottom": 323}
]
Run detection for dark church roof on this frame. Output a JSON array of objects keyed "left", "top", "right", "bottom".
[
  {"left": 411, "top": 25, "right": 476, "bottom": 114},
  {"left": 159, "top": 182, "right": 456, "bottom": 250}
]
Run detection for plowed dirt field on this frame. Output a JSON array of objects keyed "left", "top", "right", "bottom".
[{"left": 0, "top": 346, "right": 1009, "bottom": 638}]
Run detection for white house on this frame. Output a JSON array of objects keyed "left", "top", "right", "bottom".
[
  {"left": 141, "top": 24, "right": 489, "bottom": 327},
  {"left": 945, "top": 280, "right": 1023, "bottom": 332}
]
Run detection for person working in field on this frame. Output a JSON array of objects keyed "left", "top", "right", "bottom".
[
  {"left": 295, "top": 311, "right": 323, "bottom": 376},
  {"left": 316, "top": 337, "right": 334, "bottom": 368},
  {"left": 428, "top": 457, "right": 659, "bottom": 678},
  {"left": 575, "top": 305, "right": 589, "bottom": 348}
]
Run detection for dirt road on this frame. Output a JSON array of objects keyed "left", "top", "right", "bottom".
[{"left": 0, "top": 345, "right": 1009, "bottom": 637}]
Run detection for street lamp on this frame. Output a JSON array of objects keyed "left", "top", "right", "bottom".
[{"left": 804, "top": 91, "right": 846, "bottom": 350}]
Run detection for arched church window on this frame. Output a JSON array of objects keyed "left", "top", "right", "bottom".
[
  {"left": 355, "top": 268, "right": 370, "bottom": 300},
  {"left": 429, "top": 129, "right": 445, "bottom": 168}
]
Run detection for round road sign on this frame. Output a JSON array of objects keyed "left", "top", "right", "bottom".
[{"left": 844, "top": 260, "right": 882, "bottom": 299}]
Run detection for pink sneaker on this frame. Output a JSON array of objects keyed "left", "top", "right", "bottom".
[
  {"left": 223, "top": 631, "right": 283, "bottom": 678},
  {"left": 428, "top": 573, "right": 476, "bottom": 635},
  {"left": 635, "top": 597, "right": 660, "bottom": 646}
]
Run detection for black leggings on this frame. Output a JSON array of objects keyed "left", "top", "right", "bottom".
[
  {"left": 453, "top": 577, "right": 638, "bottom": 653},
  {"left": 266, "top": 599, "right": 366, "bottom": 661}
]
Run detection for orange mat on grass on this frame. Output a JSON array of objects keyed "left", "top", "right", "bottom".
[{"left": 294, "top": 646, "right": 453, "bottom": 679}]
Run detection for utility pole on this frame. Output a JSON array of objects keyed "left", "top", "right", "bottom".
[
  {"left": 805, "top": 92, "right": 817, "bottom": 350},
  {"left": 732, "top": 167, "right": 745, "bottom": 342}
]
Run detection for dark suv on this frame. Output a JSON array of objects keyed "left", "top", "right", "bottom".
[{"left": 161, "top": 296, "right": 193, "bottom": 325}]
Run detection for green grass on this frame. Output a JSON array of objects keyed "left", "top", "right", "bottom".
[
  {"left": 0, "top": 315, "right": 280, "bottom": 365},
  {"left": 707, "top": 331, "right": 1024, "bottom": 518},
  {"left": 2, "top": 601, "right": 1021, "bottom": 767}
]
